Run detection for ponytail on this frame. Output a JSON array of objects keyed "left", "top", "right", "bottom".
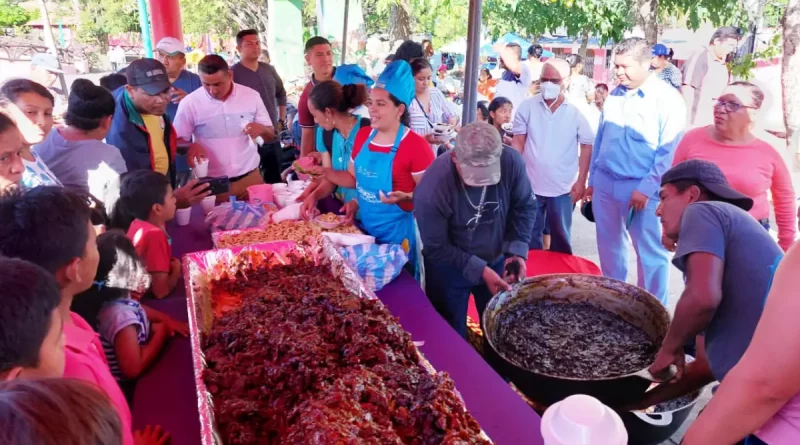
[
  {"left": 341, "top": 83, "right": 368, "bottom": 111},
  {"left": 310, "top": 81, "right": 367, "bottom": 114}
]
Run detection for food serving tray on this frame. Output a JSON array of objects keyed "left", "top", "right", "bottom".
[
  {"left": 182, "top": 237, "right": 490, "bottom": 444},
  {"left": 210, "top": 220, "right": 363, "bottom": 249}
]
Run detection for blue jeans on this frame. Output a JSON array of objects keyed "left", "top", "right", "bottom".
[
  {"left": 592, "top": 170, "right": 670, "bottom": 305},
  {"left": 425, "top": 256, "right": 505, "bottom": 338},
  {"left": 529, "top": 193, "right": 574, "bottom": 254}
]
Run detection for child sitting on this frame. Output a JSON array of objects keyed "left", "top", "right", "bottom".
[
  {"left": 0, "top": 378, "right": 123, "bottom": 445},
  {"left": 72, "top": 231, "right": 188, "bottom": 402},
  {"left": 119, "top": 170, "right": 182, "bottom": 299},
  {"left": 0, "top": 257, "right": 64, "bottom": 380}
]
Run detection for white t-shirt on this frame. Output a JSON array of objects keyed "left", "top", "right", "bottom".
[
  {"left": 173, "top": 83, "right": 271, "bottom": 178},
  {"left": 512, "top": 94, "right": 596, "bottom": 197},
  {"left": 494, "top": 63, "right": 532, "bottom": 114}
]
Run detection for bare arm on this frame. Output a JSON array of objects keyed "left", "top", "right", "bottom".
[
  {"left": 512, "top": 134, "right": 526, "bottom": 153},
  {"left": 301, "top": 127, "right": 316, "bottom": 156},
  {"left": 113, "top": 324, "right": 169, "bottom": 379},
  {"left": 577, "top": 143, "right": 592, "bottom": 183},
  {"left": 495, "top": 45, "right": 522, "bottom": 75},
  {"left": 149, "top": 260, "right": 181, "bottom": 300},
  {"left": 682, "top": 243, "right": 800, "bottom": 445},
  {"left": 324, "top": 161, "right": 356, "bottom": 189},
  {"left": 681, "top": 85, "right": 696, "bottom": 125}
]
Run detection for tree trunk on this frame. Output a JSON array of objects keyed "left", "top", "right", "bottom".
[
  {"left": 635, "top": 0, "right": 658, "bottom": 44},
  {"left": 784, "top": 0, "right": 799, "bottom": 162},
  {"left": 389, "top": 0, "right": 412, "bottom": 42},
  {"left": 578, "top": 28, "right": 590, "bottom": 57}
]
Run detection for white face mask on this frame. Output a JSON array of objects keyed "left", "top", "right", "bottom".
[{"left": 541, "top": 81, "right": 561, "bottom": 101}]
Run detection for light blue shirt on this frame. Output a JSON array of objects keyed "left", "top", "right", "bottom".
[{"left": 589, "top": 74, "right": 686, "bottom": 198}]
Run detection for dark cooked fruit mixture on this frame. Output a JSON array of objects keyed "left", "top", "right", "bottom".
[
  {"left": 202, "top": 258, "right": 490, "bottom": 444},
  {"left": 494, "top": 301, "right": 656, "bottom": 379}
]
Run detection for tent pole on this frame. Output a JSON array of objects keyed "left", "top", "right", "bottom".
[
  {"left": 461, "top": 0, "right": 481, "bottom": 125},
  {"left": 341, "top": 0, "right": 350, "bottom": 63}
]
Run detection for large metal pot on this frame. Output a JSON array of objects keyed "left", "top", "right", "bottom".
[
  {"left": 621, "top": 389, "right": 702, "bottom": 445},
  {"left": 482, "top": 274, "right": 671, "bottom": 408}
]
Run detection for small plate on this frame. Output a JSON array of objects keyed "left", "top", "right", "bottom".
[{"left": 313, "top": 214, "right": 346, "bottom": 229}]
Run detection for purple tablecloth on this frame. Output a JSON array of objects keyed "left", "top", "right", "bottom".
[{"left": 132, "top": 205, "right": 543, "bottom": 445}]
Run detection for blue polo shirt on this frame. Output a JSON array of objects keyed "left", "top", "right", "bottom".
[
  {"left": 166, "top": 69, "right": 202, "bottom": 122},
  {"left": 588, "top": 74, "right": 686, "bottom": 198}
]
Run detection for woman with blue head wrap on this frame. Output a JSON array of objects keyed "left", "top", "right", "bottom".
[
  {"left": 298, "top": 65, "right": 373, "bottom": 218},
  {"left": 319, "top": 60, "right": 434, "bottom": 280}
]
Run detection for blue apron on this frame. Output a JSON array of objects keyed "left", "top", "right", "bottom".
[{"left": 354, "top": 125, "right": 419, "bottom": 280}]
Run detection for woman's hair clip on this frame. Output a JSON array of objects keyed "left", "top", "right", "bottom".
[{"left": 93, "top": 280, "right": 106, "bottom": 290}]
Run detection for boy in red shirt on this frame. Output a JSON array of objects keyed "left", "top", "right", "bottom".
[{"left": 121, "top": 170, "right": 181, "bottom": 299}]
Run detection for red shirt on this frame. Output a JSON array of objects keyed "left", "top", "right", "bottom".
[
  {"left": 127, "top": 219, "right": 171, "bottom": 274},
  {"left": 298, "top": 80, "right": 315, "bottom": 128},
  {"left": 351, "top": 127, "right": 434, "bottom": 211}
]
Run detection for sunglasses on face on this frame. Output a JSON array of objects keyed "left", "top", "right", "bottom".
[{"left": 713, "top": 99, "right": 756, "bottom": 113}]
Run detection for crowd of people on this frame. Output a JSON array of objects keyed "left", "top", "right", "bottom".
[{"left": 0, "top": 25, "right": 797, "bottom": 445}]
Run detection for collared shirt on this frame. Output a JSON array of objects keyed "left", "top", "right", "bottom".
[
  {"left": 232, "top": 62, "right": 287, "bottom": 131},
  {"left": 64, "top": 312, "right": 134, "bottom": 445},
  {"left": 589, "top": 74, "right": 686, "bottom": 198},
  {"left": 494, "top": 63, "right": 532, "bottom": 113},
  {"left": 682, "top": 48, "right": 730, "bottom": 127},
  {"left": 173, "top": 83, "right": 271, "bottom": 178},
  {"left": 414, "top": 146, "right": 536, "bottom": 284},
  {"left": 513, "top": 94, "right": 596, "bottom": 197}
]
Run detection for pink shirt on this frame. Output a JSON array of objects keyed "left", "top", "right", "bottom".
[
  {"left": 673, "top": 127, "right": 797, "bottom": 251},
  {"left": 64, "top": 312, "right": 134, "bottom": 445},
  {"left": 756, "top": 394, "right": 800, "bottom": 445}
]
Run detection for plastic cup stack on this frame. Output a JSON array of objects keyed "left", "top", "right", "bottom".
[
  {"left": 176, "top": 208, "right": 192, "bottom": 226},
  {"left": 541, "top": 394, "right": 628, "bottom": 445}
]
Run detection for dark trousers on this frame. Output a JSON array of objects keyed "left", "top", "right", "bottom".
[
  {"left": 424, "top": 256, "right": 505, "bottom": 338},
  {"left": 529, "top": 193, "right": 574, "bottom": 254},
  {"left": 258, "top": 140, "right": 283, "bottom": 184},
  {"left": 740, "top": 436, "right": 768, "bottom": 445}
]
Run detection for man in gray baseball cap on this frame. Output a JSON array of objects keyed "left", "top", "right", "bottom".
[
  {"left": 630, "top": 159, "right": 783, "bottom": 411},
  {"left": 413, "top": 121, "right": 536, "bottom": 338}
]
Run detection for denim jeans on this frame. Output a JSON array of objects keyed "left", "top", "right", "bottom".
[
  {"left": 529, "top": 193, "right": 574, "bottom": 254},
  {"left": 424, "top": 256, "right": 505, "bottom": 338}
]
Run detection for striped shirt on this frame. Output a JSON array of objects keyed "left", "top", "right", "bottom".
[
  {"left": 409, "top": 87, "right": 455, "bottom": 153},
  {"left": 97, "top": 299, "right": 151, "bottom": 381}
]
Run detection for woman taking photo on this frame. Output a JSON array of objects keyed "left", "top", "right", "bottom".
[
  {"left": 301, "top": 74, "right": 371, "bottom": 218},
  {"left": 408, "top": 58, "right": 458, "bottom": 155},
  {"left": 0, "top": 79, "right": 61, "bottom": 188},
  {"left": 323, "top": 61, "right": 434, "bottom": 280},
  {"left": 34, "top": 79, "right": 128, "bottom": 200},
  {"left": 488, "top": 97, "right": 513, "bottom": 146},
  {"left": 672, "top": 81, "right": 796, "bottom": 251}
]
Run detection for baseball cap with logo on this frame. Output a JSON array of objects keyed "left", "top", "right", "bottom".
[
  {"left": 661, "top": 159, "right": 754, "bottom": 211},
  {"left": 125, "top": 59, "right": 171, "bottom": 95},
  {"left": 454, "top": 122, "right": 503, "bottom": 187},
  {"left": 155, "top": 37, "right": 186, "bottom": 56},
  {"left": 31, "top": 53, "right": 64, "bottom": 74}
]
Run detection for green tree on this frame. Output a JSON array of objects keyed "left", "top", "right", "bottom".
[
  {"left": 180, "top": 0, "right": 228, "bottom": 35},
  {"left": 0, "top": 0, "right": 32, "bottom": 28},
  {"left": 76, "top": 0, "right": 139, "bottom": 50}
]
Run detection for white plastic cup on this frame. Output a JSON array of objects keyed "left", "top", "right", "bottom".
[
  {"left": 541, "top": 394, "right": 628, "bottom": 445},
  {"left": 176, "top": 208, "right": 192, "bottom": 226},
  {"left": 193, "top": 158, "right": 209, "bottom": 178},
  {"left": 272, "top": 183, "right": 288, "bottom": 194},
  {"left": 201, "top": 196, "right": 216, "bottom": 214}
]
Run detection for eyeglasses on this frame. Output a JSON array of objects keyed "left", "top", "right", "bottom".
[
  {"left": 539, "top": 77, "right": 562, "bottom": 84},
  {"left": 713, "top": 99, "right": 756, "bottom": 113}
]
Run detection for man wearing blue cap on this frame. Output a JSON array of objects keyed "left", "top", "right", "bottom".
[
  {"left": 651, "top": 44, "right": 682, "bottom": 90},
  {"left": 231, "top": 29, "right": 288, "bottom": 183},
  {"left": 326, "top": 60, "right": 434, "bottom": 280}
]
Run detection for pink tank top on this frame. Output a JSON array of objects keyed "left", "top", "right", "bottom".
[{"left": 756, "top": 395, "right": 800, "bottom": 445}]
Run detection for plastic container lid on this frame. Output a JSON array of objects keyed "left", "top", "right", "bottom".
[{"left": 541, "top": 395, "right": 628, "bottom": 445}]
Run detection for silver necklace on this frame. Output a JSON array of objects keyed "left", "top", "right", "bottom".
[{"left": 460, "top": 180, "right": 488, "bottom": 226}]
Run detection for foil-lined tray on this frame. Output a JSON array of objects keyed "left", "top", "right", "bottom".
[
  {"left": 183, "top": 236, "right": 485, "bottom": 445},
  {"left": 210, "top": 221, "right": 363, "bottom": 249}
]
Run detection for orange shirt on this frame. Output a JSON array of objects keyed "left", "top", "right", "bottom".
[{"left": 478, "top": 79, "right": 498, "bottom": 101}]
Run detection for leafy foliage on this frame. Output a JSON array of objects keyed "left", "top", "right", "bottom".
[
  {"left": 0, "top": 0, "right": 32, "bottom": 28},
  {"left": 180, "top": 0, "right": 229, "bottom": 35},
  {"left": 76, "top": 0, "right": 139, "bottom": 46}
]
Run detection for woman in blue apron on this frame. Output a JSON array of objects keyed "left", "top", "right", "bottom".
[
  {"left": 299, "top": 65, "right": 373, "bottom": 218},
  {"left": 324, "top": 61, "right": 435, "bottom": 280}
]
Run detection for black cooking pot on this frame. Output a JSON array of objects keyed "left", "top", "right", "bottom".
[
  {"left": 482, "top": 274, "right": 672, "bottom": 408},
  {"left": 621, "top": 389, "right": 702, "bottom": 445}
]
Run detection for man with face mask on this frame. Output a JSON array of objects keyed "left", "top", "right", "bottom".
[
  {"left": 107, "top": 58, "right": 209, "bottom": 208},
  {"left": 511, "top": 58, "right": 595, "bottom": 255},
  {"left": 586, "top": 37, "right": 686, "bottom": 305}
]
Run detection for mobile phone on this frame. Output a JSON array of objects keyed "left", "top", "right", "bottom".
[
  {"left": 197, "top": 176, "right": 231, "bottom": 196},
  {"left": 626, "top": 207, "right": 635, "bottom": 230}
]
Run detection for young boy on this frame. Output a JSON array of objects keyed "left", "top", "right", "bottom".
[
  {"left": 0, "top": 186, "right": 135, "bottom": 445},
  {"left": 0, "top": 257, "right": 65, "bottom": 380},
  {"left": 122, "top": 170, "right": 181, "bottom": 299}
]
